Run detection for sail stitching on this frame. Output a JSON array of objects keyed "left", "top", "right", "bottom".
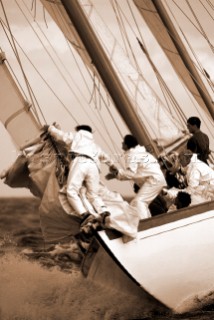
[{"left": 4, "top": 106, "right": 31, "bottom": 128}]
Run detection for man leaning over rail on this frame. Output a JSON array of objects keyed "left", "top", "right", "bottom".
[
  {"left": 47, "top": 123, "right": 116, "bottom": 229},
  {"left": 106, "top": 134, "right": 167, "bottom": 220}
]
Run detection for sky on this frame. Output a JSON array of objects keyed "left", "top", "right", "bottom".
[{"left": 0, "top": 0, "right": 214, "bottom": 197}]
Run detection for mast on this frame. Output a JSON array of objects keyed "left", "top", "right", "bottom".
[
  {"left": 151, "top": 0, "right": 214, "bottom": 121},
  {"left": 61, "top": 0, "right": 158, "bottom": 153}
]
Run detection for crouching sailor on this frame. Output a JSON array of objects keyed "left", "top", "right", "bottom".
[
  {"left": 106, "top": 134, "right": 167, "bottom": 220},
  {"left": 48, "top": 123, "right": 116, "bottom": 230}
]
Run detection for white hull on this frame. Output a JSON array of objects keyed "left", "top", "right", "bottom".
[{"left": 82, "top": 201, "right": 214, "bottom": 311}]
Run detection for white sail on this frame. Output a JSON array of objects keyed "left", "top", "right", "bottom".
[
  {"left": 40, "top": 0, "right": 184, "bottom": 148},
  {"left": 133, "top": 0, "right": 214, "bottom": 120},
  {"left": 0, "top": 55, "right": 41, "bottom": 149}
]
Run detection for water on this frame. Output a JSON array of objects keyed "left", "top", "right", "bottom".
[{"left": 0, "top": 197, "right": 214, "bottom": 320}]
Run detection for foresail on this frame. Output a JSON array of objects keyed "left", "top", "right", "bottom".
[
  {"left": 133, "top": 0, "right": 214, "bottom": 120},
  {"left": 40, "top": 0, "right": 184, "bottom": 150},
  {"left": 0, "top": 54, "right": 41, "bottom": 149}
]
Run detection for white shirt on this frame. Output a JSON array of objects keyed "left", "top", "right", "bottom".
[
  {"left": 186, "top": 153, "right": 214, "bottom": 194},
  {"left": 48, "top": 125, "right": 114, "bottom": 168},
  {"left": 117, "top": 145, "right": 166, "bottom": 186}
]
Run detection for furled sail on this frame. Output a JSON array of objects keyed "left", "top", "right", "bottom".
[
  {"left": 40, "top": 0, "right": 185, "bottom": 150},
  {"left": 0, "top": 53, "right": 41, "bottom": 149},
  {"left": 133, "top": 0, "right": 214, "bottom": 120}
]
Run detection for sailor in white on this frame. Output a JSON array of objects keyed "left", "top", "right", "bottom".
[
  {"left": 178, "top": 150, "right": 214, "bottom": 204},
  {"left": 48, "top": 124, "right": 115, "bottom": 219},
  {"left": 107, "top": 135, "right": 167, "bottom": 219}
]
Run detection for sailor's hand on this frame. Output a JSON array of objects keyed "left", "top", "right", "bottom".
[
  {"left": 53, "top": 122, "right": 61, "bottom": 129},
  {"left": 105, "top": 173, "right": 116, "bottom": 180},
  {"left": 109, "top": 165, "right": 118, "bottom": 175},
  {"left": 41, "top": 124, "right": 49, "bottom": 132},
  {"left": 0, "top": 169, "right": 7, "bottom": 179}
]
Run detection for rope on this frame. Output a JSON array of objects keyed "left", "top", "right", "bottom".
[
  {"left": 0, "top": 0, "right": 43, "bottom": 126},
  {"left": 170, "top": 0, "right": 214, "bottom": 53},
  {"left": 206, "top": 0, "right": 214, "bottom": 10},
  {"left": 200, "top": 0, "right": 214, "bottom": 19},
  {"left": 136, "top": 38, "right": 186, "bottom": 129},
  {"left": 163, "top": 1, "right": 214, "bottom": 92},
  {"left": 25, "top": 0, "right": 124, "bottom": 156},
  {"left": 110, "top": 1, "right": 187, "bottom": 138},
  {"left": 186, "top": 0, "right": 214, "bottom": 54},
  {"left": 18, "top": 0, "right": 80, "bottom": 123}
]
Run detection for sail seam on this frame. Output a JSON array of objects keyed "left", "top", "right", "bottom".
[{"left": 4, "top": 106, "right": 30, "bottom": 128}]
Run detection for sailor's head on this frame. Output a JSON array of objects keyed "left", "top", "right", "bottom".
[
  {"left": 175, "top": 191, "right": 191, "bottom": 209},
  {"left": 122, "top": 135, "right": 138, "bottom": 150},
  {"left": 187, "top": 116, "right": 201, "bottom": 133},
  {"left": 75, "top": 125, "right": 92, "bottom": 133},
  {"left": 178, "top": 149, "right": 193, "bottom": 167}
]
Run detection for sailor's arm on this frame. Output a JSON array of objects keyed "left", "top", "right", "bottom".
[
  {"left": 48, "top": 124, "right": 73, "bottom": 145},
  {"left": 98, "top": 147, "right": 115, "bottom": 167}
]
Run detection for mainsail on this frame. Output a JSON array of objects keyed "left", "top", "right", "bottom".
[{"left": 133, "top": 0, "right": 214, "bottom": 120}]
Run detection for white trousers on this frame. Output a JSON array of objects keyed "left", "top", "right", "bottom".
[
  {"left": 131, "top": 179, "right": 166, "bottom": 219},
  {"left": 66, "top": 157, "right": 107, "bottom": 215}
]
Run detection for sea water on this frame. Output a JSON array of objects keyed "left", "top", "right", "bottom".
[{"left": 0, "top": 198, "right": 214, "bottom": 320}]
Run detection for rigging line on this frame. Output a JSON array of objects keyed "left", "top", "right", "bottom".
[
  {"left": 126, "top": 0, "right": 146, "bottom": 49},
  {"left": 164, "top": 1, "right": 214, "bottom": 97},
  {"left": 42, "top": 2, "right": 49, "bottom": 28},
  {"left": 64, "top": 47, "right": 122, "bottom": 154},
  {"left": 26, "top": 0, "right": 107, "bottom": 131},
  {"left": 179, "top": 27, "right": 214, "bottom": 95},
  {"left": 90, "top": 77, "right": 126, "bottom": 158},
  {"left": 170, "top": 0, "right": 214, "bottom": 52},
  {"left": 127, "top": 1, "right": 186, "bottom": 127},
  {"left": 157, "top": 78, "right": 187, "bottom": 128},
  {"left": 114, "top": 0, "right": 187, "bottom": 130},
  {"left": 95, "top": 110, "right": 124, "bottom": 164},
  {"left": 136, "top": 39, "right": 187, "bottom": 128},
  {"left": 164, "top": 1, "right": 214, "bottom": 95},
  {"left": 46, "top": 0, "right": 126, "bottom": 154},
  {"left": 47, "top": 0, "right": 116, "bottom": 117},
  {"left": 112, "top": 0, "right": 143, "bottom": 69},
  {"left": 62, "top": 2, "right": 126, "bottom": 153},
  {"left": 206, "top": 0, "right": 214, "bottom": 11},
  {"left": 0, "top": 46, "right": 43, "bottom": 127},
  {"left": 66, "top": 39, "right": 92, "bottom": 95},
  {"left": 29, "top": 0, "right": 123, "bottom": 152},
  {"left": 0, "top": 0, "right": 42, "bottom": 125},
  {"left": 178, "top": 76, "right": 214, "bottom": 144},
  {"left": 67, "top": 39, "right": 124, "bottom": 154},
  {"left": 88, "top": 0, "right": 140, "bottom": 80},
  {"left": 0, "top": 19, "right": 49, "bottom": 124},
  {"left": 0, "top": 25, "right": 28, "bottom": 101},
  {"left": 200, "top": 0, "right": 214, "bottom": 19},
  {"left": 91, "top": 79, "right": 125, "bottom": 159},
  {"left": 185, "top": 0, "right": 214, "bottom": 54},
  {"left": 110, "top": 0, "right": 130, "bottom": 55},
  {"left": 21, "top": 1, "right": 109, "bottom": 129},
  {"left": 65, "top": 45, "right": 124, "bottom": 155},
  {"left": 18, "top": 0, "right": 84, "bottom": 122},
  {"left": 31, "top": 0, "right": 36, "bottom": 20},
  {"left": 65, "top": 44, "right": 124, "bottom": 155},
  {"left": 83, "top": 1, "right": 168, "bottom": 148},
  {"left": 6, "top": 59, "right": 47, "bottom": 125}
]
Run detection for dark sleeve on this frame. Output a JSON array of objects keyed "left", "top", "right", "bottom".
[
  {"left": 149, "top": 195, "right": 168, "bottom": 216},
  {"left": 187, "top": 137, "right": 197, "bottom": 153}
]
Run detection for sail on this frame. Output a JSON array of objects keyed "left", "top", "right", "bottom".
[
  {"left": 39, "top": 0, "right": 184, "bottom": 150},
  {"left": 133, "top": 0, "right": 214, "bottom": 120},
  {"left": 0, "top": 54, "right": 41, "bottom": 149}
]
